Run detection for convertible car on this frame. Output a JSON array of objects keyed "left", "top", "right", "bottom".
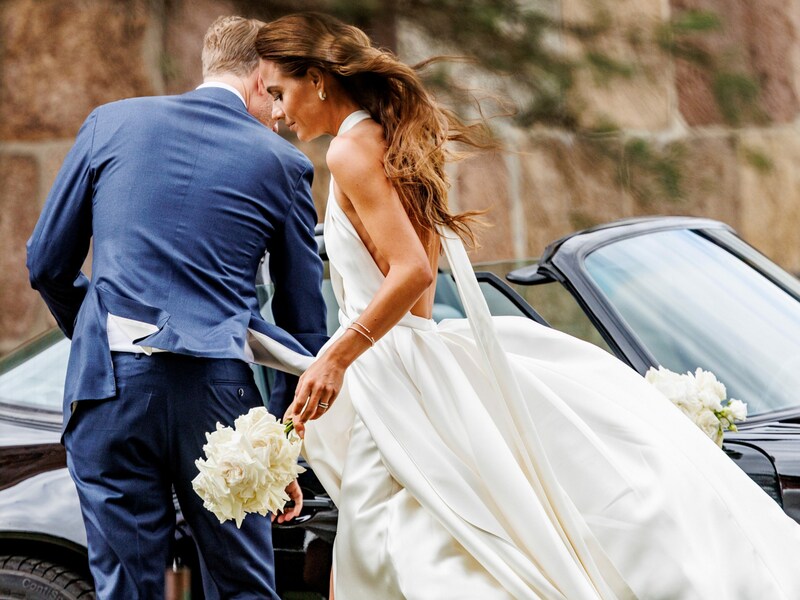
[
  {"left": 2, "top": 216, "right": 799, "bottom": 599},
  {"left": 501, "top": 216, "right": 800, "bottom": 517}
]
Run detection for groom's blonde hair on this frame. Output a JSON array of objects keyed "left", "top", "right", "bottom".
[{"left": 202, "top": 16, "right": 265, "bottom": 78}]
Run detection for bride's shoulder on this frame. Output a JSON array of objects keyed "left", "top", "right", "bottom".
[{"left": 327, "top": 121, "right": 385, "bottom": 181}]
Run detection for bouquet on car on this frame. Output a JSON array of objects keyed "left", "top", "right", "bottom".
[
  {"left": 192, "top": 407, "right": 303, "bottom": 528},
  {"left": 646, "top": 366, "right": 747, "bottom": 447}
]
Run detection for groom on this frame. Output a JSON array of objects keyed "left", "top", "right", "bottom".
[{"left": 26, "top": 15, "right": 327, "bottom": 600}]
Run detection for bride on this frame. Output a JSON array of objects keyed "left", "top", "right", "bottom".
[{"left": 256, "top": 12, "right": 800, "bottom": 599}]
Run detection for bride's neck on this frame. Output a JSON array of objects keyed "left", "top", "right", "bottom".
[{"left": 328, "top": 101, "right": 365, "bottom": 136}]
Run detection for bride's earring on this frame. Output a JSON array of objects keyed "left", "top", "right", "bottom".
[{"left": 318, "top": 90, "right": 327, "bottom": 101}]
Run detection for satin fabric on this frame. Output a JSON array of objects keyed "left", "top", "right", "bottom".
[{"left": 303, "top": 111, "right": 800, "bottom": 599}]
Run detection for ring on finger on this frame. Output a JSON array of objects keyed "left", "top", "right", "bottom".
[{"left": 319, "top": 401, "right": 330, "bottom": 409}]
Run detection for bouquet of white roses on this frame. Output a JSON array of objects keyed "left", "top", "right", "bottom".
[
  {"left": 645, "top": 366, "right": 747, "bottom": 447},
  {"left": 192, "top": 407, "right": 304, "bottom": 528}
]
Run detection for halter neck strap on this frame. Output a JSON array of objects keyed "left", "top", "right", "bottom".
[{"left": 337, "top": 110, "right": 372, "bottom": 135}]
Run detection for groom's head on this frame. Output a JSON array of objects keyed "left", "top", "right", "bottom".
[
  {"left": 202, "top": 16, "right": 275, "bottom": 129},
  {"left": 202, "top": 16, "right": 263, "bottom": 79}
]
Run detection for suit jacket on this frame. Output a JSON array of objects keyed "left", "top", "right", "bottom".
[{"left": 26, "top": 87, "right": 328, "bottom": 430}]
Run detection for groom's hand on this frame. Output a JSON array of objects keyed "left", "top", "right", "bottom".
[{"left": 272, "top": 480, "right": 303, "bottom": 524}]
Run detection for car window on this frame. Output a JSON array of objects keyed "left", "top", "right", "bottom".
[
  {"left": 476, "top": 261, "right": 612, "bottom": 352},
  {"left": 0, "top": 330, "right": 68, "bottom": 413},
  {"left": 509, "top": 280, "right": 612, "bottom": 353},
  {"left": 583, "top": 229, "right": 800, "bottom": 416},
  {"left": 480, "top": 281, "right": 525, "bottom": 316},
  {"left": 433, "top": 272, "right": 466, "bottom": 321}
]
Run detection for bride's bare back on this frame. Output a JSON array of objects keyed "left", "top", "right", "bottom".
[{"left": 328, "top": 117, "right": 440, "bottom": 320}]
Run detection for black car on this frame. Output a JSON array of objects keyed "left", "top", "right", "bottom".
[
  {"left": 3, "top": 216, "right": 800, "bottom": 599},
  {"left": 502, "top": 216, "right": 800, "bottom": 519}
]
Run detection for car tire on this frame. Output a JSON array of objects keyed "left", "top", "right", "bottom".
[{"left": 0, "top": 555, "right": 94, "bottom": 599}]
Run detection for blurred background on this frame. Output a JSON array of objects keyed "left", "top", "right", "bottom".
[{"left": 2, "top": 0, "right": 799, "bottom": 354}]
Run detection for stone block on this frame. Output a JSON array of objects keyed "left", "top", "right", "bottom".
[
  {"left": 516, "top": 138, "right": 580, "bottom": 258},
  {"left": 163, "top": 0, "right": 236, "bottom": 95},
  {"left": 624, "top": 133, "right": 740, "bottom": 225},
  {"left": 0, "top": 0, "right": 156, "bottom": 141},
  {"left": 517, "top": 133, "right": 637, "bottom": 258},
  {"left": 745, "top": 0, "right": 800, "bottom": 123},
  {"left": 0, "top": 154, "right": 54, "bottom": 353},
  {"left": 562, "top": 0, "right": 673, "bottom": 131},
  {"left": 670, "top": 0, "right": 800, "bottom": 125},
  {"left": 736, "top": 127, "right": 800, "bottom": 272},
  {"left": 514, "top": 130, "right": 742, "bottom": 259},
  {"left": 453, "top": 151, "right": 515, "bottom": 262},
  {"left": 35, "top": 142, "right": 74, "bottom": 206}
]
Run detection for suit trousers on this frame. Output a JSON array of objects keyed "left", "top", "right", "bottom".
[{"left": 65, "top": 352, "right": 281, "bottom": 600}]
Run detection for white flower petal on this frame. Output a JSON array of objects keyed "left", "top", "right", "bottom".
[{"left": 193, "top": 406, "right": 304, "bottom": 527}]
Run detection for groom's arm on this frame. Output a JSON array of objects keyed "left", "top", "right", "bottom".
[
  {"left": 26, "top": 110, "right": 97, "bottom": 339},
  {"left": 267, "top": 162, "right": 329, "bottom": 416}
]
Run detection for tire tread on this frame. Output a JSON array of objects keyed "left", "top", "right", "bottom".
[{"left": 0, "top": 554, "right": 95, "bottom": 599}]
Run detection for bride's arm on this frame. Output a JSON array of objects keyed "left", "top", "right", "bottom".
[{"left": 285, "top": 133, "right": 434, "bottom": 434}]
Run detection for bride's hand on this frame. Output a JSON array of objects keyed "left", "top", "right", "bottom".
[
  {"left": 272, "top": 479, "right": 303, "bottom": 523},
  {"left": 285, "top": 356, "right": 345, "bottom": 437}
]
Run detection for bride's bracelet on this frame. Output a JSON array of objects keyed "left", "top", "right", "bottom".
[
  {"left": 352, "top": 320, "right": 373, "bottom": 335},
  {"left": 347, "top": 325, "right": 375, "bottom": 347}
]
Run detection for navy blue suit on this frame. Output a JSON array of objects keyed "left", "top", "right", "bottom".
[{"left": 27, "top": 87, "right": 328, "bottom": 599}]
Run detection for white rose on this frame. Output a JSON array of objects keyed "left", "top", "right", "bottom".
[
  {"left": 674, "top": 394, "right": 704, "bottom": 420},
  {"left": 646, "top": 368, "right": 697, "bottom": 406},
  {"left": 694, "top": 369, "right": 725, "bottom": 411},
  {"left": 192, "top": 424, "right": 269, "bottom": 527},
  {"left": 673, "top": 401, "right": 701, "bottom": 422},
  {"left": 645, "top": 366, "right": 684, "bottom": 393},
  {"left": 726, "top": 399, "right": 748, "bottom": 422},
  {"left": 694, "top": 410, "right": 724, "bottom": 447},
  {"left": 194, "top": 424, "right": 233, "bottom": 472},
  {"left": 235, "top": 407, "right": 286, "bottom": 446},
  {"left": 646, "top": 366, "right": 743, "bottom": 448},
  {"left": 193, "top": 408, "right": 305, "bottom": 526},
  {"left": 237, "top": 408, "right": 304, "bottom": 478},
  {"left": 192, "top": 464, "right": 242, "bottom": 525},
  {"left": 647, "top": 367, "right": 705, "bottom": 420}
]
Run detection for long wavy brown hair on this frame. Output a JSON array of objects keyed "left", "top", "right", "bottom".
[{"left": 255, "top": 12, "right": 494, "bottom": 245}]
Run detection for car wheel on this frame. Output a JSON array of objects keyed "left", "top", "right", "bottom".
[{"left": 0, "top": 555, "right": 94, "bottom": 599}]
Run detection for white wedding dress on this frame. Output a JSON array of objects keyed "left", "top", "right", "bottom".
[{"left": 302, "top": 111, "right": 800, "bottom": 599}]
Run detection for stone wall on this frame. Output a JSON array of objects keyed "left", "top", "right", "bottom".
[
  {"left": 444, "top": 0, "right": 800, "bottom": 265},
  {"left": 0, "top": 0, "right": 229, "bottom": 353},
  {"left": 2, "top": 0, "right": 800, "bottom": 353}
]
